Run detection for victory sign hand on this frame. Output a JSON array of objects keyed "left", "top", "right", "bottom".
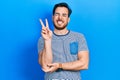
[{"left": 39, "top": 19, "right": 52, "bottom": 40}]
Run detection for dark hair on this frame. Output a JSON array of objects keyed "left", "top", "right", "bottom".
[{"left": 53, "top": 2, "right": 72, "bottom": 17}]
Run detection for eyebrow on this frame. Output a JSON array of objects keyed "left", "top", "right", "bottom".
[{"left": 54, "top": 12, "right": 68, "bottom": 16}]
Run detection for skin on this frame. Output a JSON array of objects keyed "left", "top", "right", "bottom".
[{"left": 39, "top": 7, "right": 89, "bottom": 73}]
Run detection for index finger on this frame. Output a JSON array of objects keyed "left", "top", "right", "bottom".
[{"left": 45, "top": 19, "right": 49, "bottom": 29}]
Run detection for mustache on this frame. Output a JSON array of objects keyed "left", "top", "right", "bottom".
[{"left": 57, "top": 19, "right": 63, "bottom": 22}]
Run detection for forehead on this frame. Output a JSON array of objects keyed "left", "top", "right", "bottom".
[{"left": 55, "top": 7, "right": 68, "bottom": 13}]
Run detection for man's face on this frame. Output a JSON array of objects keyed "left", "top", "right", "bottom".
[{"left": 53, "top": 7, "right": 70, "bottom": 30}]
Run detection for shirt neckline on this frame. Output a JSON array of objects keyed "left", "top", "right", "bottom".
[{"left": 53, "top": 30, "right": 70, "bottom": 37}]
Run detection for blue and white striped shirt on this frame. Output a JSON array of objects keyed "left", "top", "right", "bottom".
[{"left": 38, "top": 30, "right": 89, "bottom": 80}]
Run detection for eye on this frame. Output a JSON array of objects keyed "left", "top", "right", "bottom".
[
  {"left": 62, "top": 13, "right": 68, "bottom": 17},
  {"left": 54, "top": 13, "right": 59, "bottom": 16}
]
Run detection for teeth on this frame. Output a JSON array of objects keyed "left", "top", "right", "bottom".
[{"left": 58, "top": 21, "right": 62, "bottom": 25}]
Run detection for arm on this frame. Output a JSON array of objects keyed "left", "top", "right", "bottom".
[
  {"left": 47, "top": 51, "right": 89, "bottom": 72},
  {"left": 61, "top": 51, "right": 89, "bottom": 71},
  {"left": 38, "top": 19, "right": 53, "bottom": 71},
  {"left": 38, "top": 40, "right": 53, "bottom": 69}
]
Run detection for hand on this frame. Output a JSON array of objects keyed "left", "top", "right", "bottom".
[
  {"left": 42, "top": 63, "right": 59, "bottom": 73},
  {"left": 39, "top": 19, "right": 52, "bottom": 40}
]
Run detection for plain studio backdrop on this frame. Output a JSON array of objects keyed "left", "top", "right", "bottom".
[{"left": 0, "top": 0, "right": 120, "bottom": 80}]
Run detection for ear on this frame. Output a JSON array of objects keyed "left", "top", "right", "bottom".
[{"left": 68, "top": 18, "right": 70, "bottom": 23}]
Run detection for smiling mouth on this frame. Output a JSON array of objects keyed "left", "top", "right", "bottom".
[{"left": 57, "top": 20, "right": 63, "bottom": 25}]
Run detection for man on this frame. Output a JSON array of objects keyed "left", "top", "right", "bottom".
[{"left": 38, "top": 2, "right": 89, "bottom": 80}]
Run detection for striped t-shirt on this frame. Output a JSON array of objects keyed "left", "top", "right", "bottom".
[{"left": 38, "top": 30, "right": 89, "bottom": 80}]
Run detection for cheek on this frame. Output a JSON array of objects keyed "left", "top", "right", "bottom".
[
  {"left": 53, "top": 18, "right": 57, "bottom": 22},
  {"left": 53, "top": 16, "right": 57, "bottom": 20},
  {"left": 64, "top": 19, "right": 69, "bottom": 23},
  {"left": 64, "top": 18, "right": 69, "bottom": 21}
]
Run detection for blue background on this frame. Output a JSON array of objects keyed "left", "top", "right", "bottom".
[{"left": 0, "top": 0, "right": 120, "bottom": 80}]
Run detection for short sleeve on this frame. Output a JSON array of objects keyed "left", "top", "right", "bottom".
[
  {"left": 78, "top": 34, "right": 89, "bottom": 52},
  {"left": 37, "top": 37, "right": 44, "bottom": 54}
]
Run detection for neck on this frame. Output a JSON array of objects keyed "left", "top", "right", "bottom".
[{"left": 54, "top": 28, "right": 69, "bottom": 35}]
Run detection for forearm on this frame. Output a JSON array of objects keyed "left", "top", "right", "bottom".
[
  {"left": 61, "top": 59, "right": 88, "bottom": 71},
  {"left": 39, "top": 40, "right": 53, "bottom": 67}
]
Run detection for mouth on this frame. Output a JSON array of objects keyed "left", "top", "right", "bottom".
[{"left": 57, "top": 20, "right": 63, "bottom": 25}]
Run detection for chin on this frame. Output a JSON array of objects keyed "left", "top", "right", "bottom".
[
  {"left": 55, "top": 26, "right": 66, "bottom": 30},
  {"left": 54, "top": 23, "right": 68, "bottom": 30}
]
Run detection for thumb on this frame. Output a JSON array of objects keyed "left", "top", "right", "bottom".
[
  {"left": 42, "top": 68, "right": 50, "bottom": 72},
  {"left": 47, "top": 64, "right": 54, "bottom": 67}
]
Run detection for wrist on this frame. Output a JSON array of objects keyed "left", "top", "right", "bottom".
[
  {"left": 45, "top": 39, "right": 52, "bottom": 42},
  {"left": 44, "top": 39, "right": 52, "bottom": 47},
  {"left": 59, "top": 63, "right": 62, "bottom": 69}
]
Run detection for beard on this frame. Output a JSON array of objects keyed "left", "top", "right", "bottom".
[{"left": 53, "top": 22, "right": 68, "bottom": 30}]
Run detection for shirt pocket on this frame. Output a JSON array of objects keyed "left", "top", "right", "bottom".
[{"left": 70, "top": 42, "right": 78, "bottom": 55}]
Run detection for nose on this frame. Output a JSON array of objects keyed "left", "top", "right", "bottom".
[{"left": 58, "top": 15, "right": 62, "bottom": 20}]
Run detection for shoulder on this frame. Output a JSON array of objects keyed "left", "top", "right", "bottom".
[
  {"left": 69, "top": 30, "right": 84, "bottom": 38},
  {"left": 38, "top": 37, "right": 44, "bottom": 42},
  {"left": 38, "top": 37, "right": 44, "bottom": 40}
]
